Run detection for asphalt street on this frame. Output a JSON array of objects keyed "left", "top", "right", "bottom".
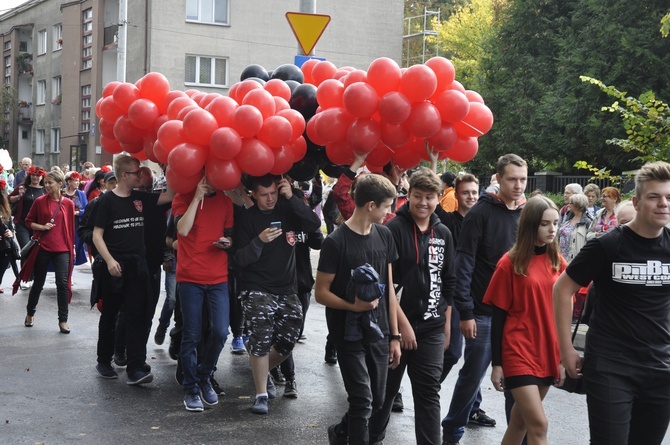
[{"left": 0, "top": 260, "right": 667, "bottom": 445}]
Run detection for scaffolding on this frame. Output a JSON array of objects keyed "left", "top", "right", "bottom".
[{"left": 403, "top": 7, "right": 440, "bottom": 67}]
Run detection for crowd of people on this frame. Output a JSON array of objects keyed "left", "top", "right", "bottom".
[{"left": 1, "top": 151, "right": 668, "bottom": 445}]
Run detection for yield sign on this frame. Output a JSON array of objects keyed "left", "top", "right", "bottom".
[{"left": 285, "top": 12, "right": 331, "bottom": 55}]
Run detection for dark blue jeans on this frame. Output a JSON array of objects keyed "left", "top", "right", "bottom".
[
  {"left": 584, "top": 354, "right": 670, "bottom": 445},
  {"left": 158, "top": 269, "right": 176, "bottom": 329},
  {"left": 179, "top": 282, "right": 230, "bottom": 391},
  {"left": 442, "top": 314, "right": 492, "bottom": 443},
  {"left": 26, "top": 250, "right": 70, "bottom": 322}
]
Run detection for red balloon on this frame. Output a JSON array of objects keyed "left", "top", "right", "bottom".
[
  {"left": 405, "top": 102, "right": 441, "bottom": 138},
  {"left": 228, "top": 83, "right": 241, "bottom": 104},
  {"left": 343, "top": 69, "right": 368, "bottom": 88},
  {"left": 99, "top": 96, "right": 124, "bottom": 123},
  {"left": 113, "top": 83, "right": 141, "bottom": 113},
  {"left": 95, "top": 98, "right": 104, "bottom": 120},
  {"left": 315, "top": 107, "right": 355, "bottom": 144},
  {"left": 177, "top": 105, "right": 200, "bottom": 121},
  {"left": 127, "top": 98, "right": 160, "bottom": 130},
  {"left": 161, "top": 90, "right": 189, "bottom": 115},
  {"left": 102, "top": 81, "right": 122, "bottom": 98},
  {"left": 191, "top": 92, "right": 207, "bottom": 105},
  {"left": 287, "top": 136, "right": 307, "bottom": 161},
  {"left": 200, "top": 93, "right": 223, "bottom": 109},
  {"left": 258, "top": 115, "right": 293, "bottom": 148},
  {"left": 325, "top": 141, "right": 355, "bottom": 165},
  {"left": 113, "top": 115, "right": 144, "bottom": 144},
  {"left": 449, "top": 80, "right": 466, "bottom": 94},
  {"left": 206, "top": 158, "right": 241, "bottom": 191},
  {"left": 157, "top": 120, "right": 186, "bottom": 151},
  {"left": 277, "top": 109, "right": 306, "bottom": 142},
  {"left": 166, "top": 166, "right": 203, "bottom": 194},
  {"left": 133, "top": 149, "right": 148, "bottom": 161},
  {"left": 454, "top": 102, "right": 494, "bottom": 137},
  {"left": 100, "top": 135, "right": 123, "bottom": 154},
  {"left": 183, "top": 108, "right": 219, "bottom": 145},
  {"left": 152, "top": 115, "right": 169, "bottom": 138},
  {"left": 143, "top": 135, "right": 159, "bottom": 163},
  {"left": 236, "top": 79, "right": 264, "bottom": 102},
  {"left": 393, "top": 138, "right": 425, "bottom": 169},
  {"left": 167, "top": 96, "right": 198, "bottom": 120},
  {"left": 168, "top": 142, "right": 208, "bottom": 177},
  {"left": 401, "top": 65, "right": 438, "bottom": 103},
  {"left": 443, "top": 136, "right": 479, "bottom": 163},
  {"left": 365, "top": 142, "right": 394, "bottom": 167},
  {"left": 210, "top": 127, "right": 242, "bottom": 160},
  {"left": 139, "top": 72, "right": 170, "bottom": 107},
  {"left": 121, "top": 141, "right": 144, "bottom": 154},
  {"left": 274, "top": 96, "right": 290, "bottom": 112},
  {"left": 367, "top": 57, "right": 402, "bottom": 97},
  {"left": 346, "top": 118, "right": 381, "bottom": 154},
  {"left": 465, "top": 90, "right": 485, "bottom": 104},
  {"left": 425, "top": 57, "right": 456, "bottom": 96},
  {"left": 264, "top": 79, "right": 292, "bottom": 102},
  {"left": 378, "top": 91, "right": 412, "bottom": 125},
  {"left": 232, "top": 105, "right": 264, "bottom": 138},
  {"left": 301, "top": 58, "right": 320, "bottom": 85},
  {"left": 269, "top": 145, "right": 295, "bottom": 175},
  {"left": 242, "top": 89, "right": 276, "bottom": 120},
  {"left": 426, "top": 122, "right": 458, "bottom": 152},
  {"left": 99, "top": 118, "right": 115, "bottom": 138},
  {"left": 306, "top": 115, "right": 326, "bottom": 147},
  {"left": 236, "top": 138, "right": 275, "bottom": 176},
  {"left": 343, "top": 82, "right": 379, "bottom": 118},
  {"left": 311, "top": 61, "right": 338, "bottom": 86},
  {"left": 153, "top": 140, "right": 170, "bottom": 164},
  {"left": 380, "top": 122, "right": 410, "bottom": 148},
  {"left": 205, "top": 96, "right": 238, "bottom": 127},
  {"left": 185, "top": 89, "right": 200, "bottom": 97},
  {"left": 434, "top": 90, "right": 470, "bottom": 123},
  {"left": 316, "top": 79, "right": 345, "bottom": 109}
]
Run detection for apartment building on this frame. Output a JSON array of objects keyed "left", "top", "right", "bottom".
[{"left": 0, "top": 0, "right": 403, "bottom": 170}]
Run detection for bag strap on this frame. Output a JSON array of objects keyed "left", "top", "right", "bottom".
[{"left": 33, "top": 196, "right": 63, "bottom": 241}]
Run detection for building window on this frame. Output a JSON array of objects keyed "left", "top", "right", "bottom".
[
  {"left": 83, "top": 8, "right": 92, "bottom": 20},
  {"left": 37, "top": 80, "right": 46, "bottom": 105},
  {"left": 22, "top": 130, "right": 28, "bottom": 140},
  {"left": 83, "top": 34, "right": 92, "bottom": 46},
  {"left": 4, "top": 56, "right": 10, "bottom": 79},
  {"left": 81, "top": 84, "right": 91, "bottom": 109},
  {"left": 53, "top": 24, "right": 63, "bottom": 50},
  {"left": 51, "top": 127, "right": 60, "bottom": 153},
  {"left": 82, "top": 8, "right": 93, "bottom": 70},
  {"left": 35, "top": 129, "right": 45, "bottom": 154},
  {"left": 185, "top": 0, "right": 229, "bottom": 25},
  {"left": 37, "top": 29, "right": 47, "bottom": 55},
  {"left": 52, "top": 76, "right": 61, "bottom": 103},
  {"left": 185, "top": 55, "right": 227, "bottom": 87},
  {"left": 3, "top": 42, "right": 10, "bottom": 51}
]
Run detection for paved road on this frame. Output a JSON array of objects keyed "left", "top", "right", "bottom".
[{"left": 0, "top": 263, "right": 667, "bottom": 445}]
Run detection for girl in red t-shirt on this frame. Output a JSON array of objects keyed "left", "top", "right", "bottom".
[{"left": 483, "top": 196, "right": 567, "bottom": 445}]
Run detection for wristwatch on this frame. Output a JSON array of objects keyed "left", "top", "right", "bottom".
[{"left": 389, "top": 334, "right": 402, "bottom": 341}]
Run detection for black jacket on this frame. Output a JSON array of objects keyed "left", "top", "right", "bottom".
[{"left": 386, "top": 204, "right": 456, "bottom": 334}]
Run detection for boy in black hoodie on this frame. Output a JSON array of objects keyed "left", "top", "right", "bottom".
[{"left": 369, "top": 167, "right": 456, "bottom": 445}]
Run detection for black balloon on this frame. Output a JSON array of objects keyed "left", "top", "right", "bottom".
[
  {"left": 290, "top": 84, "right": 318, "bottom": 121},
  {"left": 285, "top": 80, "right": 301, "bottom": 94},
  {"left": 266, "top": 70, "right": 274, "bottom": 78},
  {"left": 240, "top": 64, "right": 269, "bottom": 82},
  {"left": 288, "top": 150, "right": 319, "bottom": 181},
  {"left": 271, "top": 64, "right": 305, "bottom": 83},
  {"left": 245, "top": 77, "right": 266, "bottom": 86}
]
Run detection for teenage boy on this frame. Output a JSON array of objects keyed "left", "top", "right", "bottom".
[
  {"left": 368, "top": 167, "right": 456, "bottom": 444},
  {"left": 554, "top": 161, "right": 670, "bottom": 445},
  {"left": 442, "top": 154, "right": 528, "bottom": 445},
  {"left": 93, "top": 155, "right": 174, "bottom": 385},
  {"left": 173, "top": 178, "right": 233, "bottom": 412},
  {"left": 315, "top": 174, "right": 402, "bottom": 445},
  {"left": 235, "top": 175, "right": 321, "bottom": 415}
]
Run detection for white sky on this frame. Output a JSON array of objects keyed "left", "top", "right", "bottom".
[{"left": 1, "top": 0, "right": 30, "bottom": 15}]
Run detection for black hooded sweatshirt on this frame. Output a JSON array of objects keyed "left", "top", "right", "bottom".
[{"left": 385, "top": 203, "right": 456, "bottom": 335}]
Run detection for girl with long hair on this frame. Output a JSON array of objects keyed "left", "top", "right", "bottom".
[
  {"left": 0, "top": 180, "right": 19, "bottom": 291},
  {"left": 8, "top": 166, "right": 46, "bottom": 249},
  {"left": 484, "top": 196, "right": 567, "bottom": 445}
]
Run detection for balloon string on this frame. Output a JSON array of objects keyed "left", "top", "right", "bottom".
[{"left": 458, "top": 121, "right": 484, "bottom": 136}]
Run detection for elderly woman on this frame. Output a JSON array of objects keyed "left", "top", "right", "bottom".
[
  {"left": 587, "top": 186, "right": 621, "bottom": 239},
  {"left": 558, "top": 194, "right": 591, "bottom": 263},
  {"left": 558, "top": 183, "right": 583, "bottom": 225},
  {"left": 583, "top": 183, "right": 601, "bottom": 220}
]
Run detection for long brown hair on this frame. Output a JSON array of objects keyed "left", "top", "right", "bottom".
[
  {"left": 0, "top": 190, "right": 11, "bottom": 223},
  {"left": 508, "top": 196, "right": 561, "bottom": 275}
]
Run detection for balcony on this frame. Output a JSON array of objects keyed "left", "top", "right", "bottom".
[
  {"left": 17, "top": 103, "right": 32, "bottom": 125},
  {"left": 104, "top": 25, "right": 118, "bottom": 47}
]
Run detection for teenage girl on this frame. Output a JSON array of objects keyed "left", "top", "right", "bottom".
[{"left": 484, "top": 196, "right": 567, "bottom": 445}]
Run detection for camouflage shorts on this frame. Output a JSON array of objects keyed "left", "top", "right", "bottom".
[{"left": 241, "top": 290, "right": 303, "bottom": 356}]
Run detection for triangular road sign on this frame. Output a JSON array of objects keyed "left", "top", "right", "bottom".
[{"left": 285, "top": 12, "right": 331, "bottom": 56}]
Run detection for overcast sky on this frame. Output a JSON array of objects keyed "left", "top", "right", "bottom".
[{"left": 1, "top": 0, "right": 30, "bottom": 15}]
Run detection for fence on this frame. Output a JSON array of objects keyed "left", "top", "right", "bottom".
[{"left": 476, "top": 173, "right": 634, "bottom": 195}]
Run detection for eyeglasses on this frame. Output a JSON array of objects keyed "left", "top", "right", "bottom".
[{"left": 125, "top": 170, "right": 141, "bottom": 176}]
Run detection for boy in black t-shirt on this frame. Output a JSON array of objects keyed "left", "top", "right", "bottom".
[
  {"left": 554, "top": 161, "right": 670, "bottom": 445},
  {"left": 93, "top": 155, "right": 174, "bottom": 385},
  {"left": 315, "top": 174, "right": 401, "bottom": 445}
]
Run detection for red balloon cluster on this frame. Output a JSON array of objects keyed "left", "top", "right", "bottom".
[
  {"left": 96, "top": 73, "right": 307, "bottom": 194},
  {"left": 300, "top": 57, "right": 493, "bottom": 169}
]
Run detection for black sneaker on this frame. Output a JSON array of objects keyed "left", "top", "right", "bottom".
[
  {"left": 284, "top": 380, "right": 298, "bottom": 398},
  {"left": 391, "top": 392, "right": 404, "bottom": 412},
  {"left": 154, "top": 325, "right": 167, "bottom": 345},
  {"left": 328, "top": 424, "right": 347, "bottom": 445},
  {"left": 210, "top": 375, "right": 225, "bottom": 396},
  {"left": 270, "top": 367, "right": 286, "bottom": 385},
  {"left": 468, "top": 409, "right": 496, "bottom": 427},
  {"left": 127, "top": 369, "right": 153, "bottom": 386},
  {"left": 324, "top": 344, "right": 337, "bottom": 365},
  {"left": 96, "top": 362, "right": 118, "bottom": 379},
  {"left": 113, "top": 350, "right": 127, "bottom": 367}
]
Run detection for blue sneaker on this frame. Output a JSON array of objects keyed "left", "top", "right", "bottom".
[
  {"left": 267, "top": 373, "right": 276, "bottom": 399},
  {"left": 231, "top": 336, "right": 246, "bottom": 355},
  {"left": 126, "top": 369, "right": 153, "bottom": 386},
  {"left": 199, "top": 379, "right": 219, "bottom": 406},
  {"left": 184, "top": 390, "right": 204, "bottom": 412},
  {"left": 251, "top": 395, "right": 268, "bottom": 414}
]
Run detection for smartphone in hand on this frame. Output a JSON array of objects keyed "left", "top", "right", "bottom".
[{"left": 270, "top": 221, "right": 282, "bottom": 230}]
